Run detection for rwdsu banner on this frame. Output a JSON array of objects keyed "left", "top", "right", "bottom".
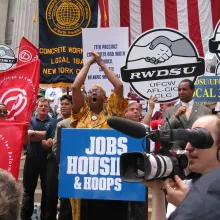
[
  {"left": 39, "top": 0, "right": 98, "bottom": 86},
  {"left": 0, "top": 121, "right": 27, "bottom": 179},
  {"left": 0, "top": 60, "right": 40, "bottom": 121}
]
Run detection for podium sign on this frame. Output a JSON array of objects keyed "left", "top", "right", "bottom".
[{"left": 59, "top": 128, "right": 146, "bottom": 201}]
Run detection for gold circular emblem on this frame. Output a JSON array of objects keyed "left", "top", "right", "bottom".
[{"left": 46, "top": 0, "right": 91, "bottom": 37}]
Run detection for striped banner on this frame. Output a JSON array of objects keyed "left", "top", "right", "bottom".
[{"left": 98, "top": 0, "right": 220, "bottom": 57}]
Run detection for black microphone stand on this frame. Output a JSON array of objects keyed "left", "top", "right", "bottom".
[{"left": 145, "top": 136, "right": 150, "bottom": 220}]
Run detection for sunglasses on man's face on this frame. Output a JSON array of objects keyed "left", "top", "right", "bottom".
[{"left": 0, "top": 110, "right": 8, "bottom": 114}]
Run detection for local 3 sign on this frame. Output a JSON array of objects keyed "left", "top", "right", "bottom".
[{"left": 59, "top": 128, "right": 146, "bottom": 201}]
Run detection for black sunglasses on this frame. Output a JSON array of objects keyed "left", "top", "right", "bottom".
[{"left": 0, "top": 110, "right": 8, "bottom": 114}]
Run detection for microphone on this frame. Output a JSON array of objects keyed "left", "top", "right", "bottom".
[
  {"left": 107, "top": 116, "right": 150, "bottom": 139},
  {"left": 148, "top": 128, "right": 214, "bottom": 149},
  {"left": 107, "top": 116, "right": 214, "bottom": 149}
]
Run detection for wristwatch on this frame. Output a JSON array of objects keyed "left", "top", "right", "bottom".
[{"left": 31, "top": 130, "right": 36, "bottom": 136}]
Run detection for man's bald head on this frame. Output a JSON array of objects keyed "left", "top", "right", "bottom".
[
  {"left": 185, "top": 115, "right": 220, "bottom": 174},
  {"left": 192, "top": 115, "right": 220, "bottom": 146}
]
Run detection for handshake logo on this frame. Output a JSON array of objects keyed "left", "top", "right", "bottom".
[
  {"left": 121, "top": 29, "right": 205, "bottom": 102},
  {"left": 209, "top": 21, "right": 220, "bottom": 75},
  {"left": 137, "top": 36, "right": 173, "bottom": 65}
]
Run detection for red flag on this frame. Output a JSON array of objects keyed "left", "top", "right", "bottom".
[
  {"left": 17, "top": 37, "right": 38, "bottom": 66},
  {"left": 0, "top": 121, "right": 27, "bottom": 179},
  {"left": 0, "top": 60, "right": 40, "bottom": 121}
]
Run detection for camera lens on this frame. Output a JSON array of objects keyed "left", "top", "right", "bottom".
[
  {"left": 144, "top": 154, "right": 173, "bottom": 180},
  {"left": 120, "top": 152, "right": 174, "bottom": 182},
  {"left": 136, "top": 157, "right": 145, "bottom": 177}
]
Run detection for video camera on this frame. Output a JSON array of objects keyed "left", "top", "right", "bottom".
[{"left": 107, "top": 116, "right": 214, "bottom": 182}]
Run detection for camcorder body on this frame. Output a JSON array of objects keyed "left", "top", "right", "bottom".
[
  {"left": 120, "top": 146, "right": 190, "bottom": 182},
  {"left": 107, "top": 117, "right": 214, "bottom": 182}
]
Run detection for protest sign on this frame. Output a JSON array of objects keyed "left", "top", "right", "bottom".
[
  {"left": 0, "top": 45, "right": 16, "bottom": 71},
  {"left": 121, "top": 28, "right": 205, "bottom": 103},
  {"left": 194, "top": 76, "right": 220, "bottom": 103},
  {"left": 59, "top": 129, "right": 146, "bottom": 201},
  {"left": 82, "top": 27, "right": 130, "bottom": 97},
  {"left": 39, "top": 0, "right": 98, "bottom": 86}
]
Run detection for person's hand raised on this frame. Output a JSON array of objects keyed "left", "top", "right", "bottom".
[
  {"left": 149, "top": 95, "right": 158, "bottom": 110},
  {"left": 89, "top": 51, "right": 103, "bottom": 66},
  {"left": 87, "top": 52, "right": 96, "bottom": 65}
]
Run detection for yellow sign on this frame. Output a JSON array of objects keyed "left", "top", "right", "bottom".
[{"left": 46, "top": 0, "right": 91, "bottom": 37}]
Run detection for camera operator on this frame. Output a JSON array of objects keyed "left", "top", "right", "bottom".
[
  {"left": 161, "top": 79, "right": 210, "bottom": 150},
  {"left": 144, "top": 114, "right": 220, "bottom": 220}
]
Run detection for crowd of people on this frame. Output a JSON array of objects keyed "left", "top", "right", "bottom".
[{"left": 0, "top": 51, "right": 220, "bottom": 220}]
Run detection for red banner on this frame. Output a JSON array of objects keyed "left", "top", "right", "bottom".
[
  {"left": 17, "top": 37, "right": 38, "bottom": 66},
  {"left": 0, "top": 60, "right": 40, "bottom": 121},
  {"left": 0, "top": 121, "right": 27, "bottom": 179}
]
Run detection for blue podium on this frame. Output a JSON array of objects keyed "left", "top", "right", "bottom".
[{"left": 58, "top": 128, "right": 146, "bottom": 201}]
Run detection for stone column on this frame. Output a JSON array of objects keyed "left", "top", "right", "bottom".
[
  {"left": 11, "top": 0, "right": 39, "bottom": 54},
  {"left": 0, "top": 0, "right": 9, "bottom": 44},
  {"left": 5, "top": 0, "right": 17, "bottom": 46}
]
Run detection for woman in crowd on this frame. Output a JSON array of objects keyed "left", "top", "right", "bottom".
[
  {"left": 0, "top": 103, "right": 8, "bottom": 120},
  {"left": 70, "top": 51, "right": 128, "bottom": 220}
]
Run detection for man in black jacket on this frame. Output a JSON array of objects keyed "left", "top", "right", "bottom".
[{"left": 42, "top": 95, "right": 72, "bottom": 220}]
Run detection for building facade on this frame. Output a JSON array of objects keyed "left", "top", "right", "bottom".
[{"left": 0, "top": 0, "right": 39, "bottom": 54}]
